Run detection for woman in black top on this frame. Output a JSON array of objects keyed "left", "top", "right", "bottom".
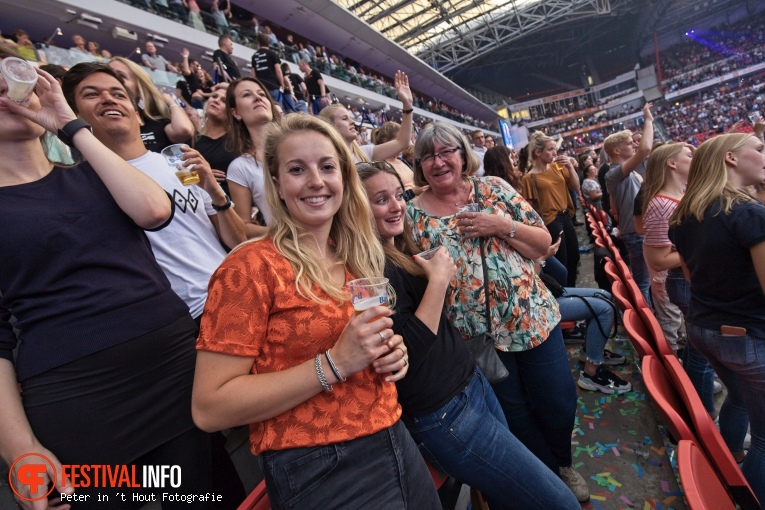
[
  {"left": 358, "top": 162, "right": 579, "bottom": 510},
  {"left": 109, "top": 57, "right": 194, "bottom": 152}
]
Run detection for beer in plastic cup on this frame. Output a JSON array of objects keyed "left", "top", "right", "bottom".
[
  {"left": 161, "top": 144, "right": 200, "bottom": 186},
  {"left": 416, "top": 247, "right": 440, "bottom": 260},
  {"left": 349, "top": 278, "right": 389, "bottom": 318},
  {"left": 0, "top": 57, "right": 38, "bottom": 107},
  {"left": 458, "top": 203, "right": 481, "bottom": 214}
]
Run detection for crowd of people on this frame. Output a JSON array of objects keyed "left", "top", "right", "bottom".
[
  {"left": 657, "top": 13, "right": 765, "bottom": 90},
  {"left": 3, "top": 0, "right": 491, "bottom": 131}
]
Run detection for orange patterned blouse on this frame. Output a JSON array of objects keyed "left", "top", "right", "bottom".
[{"left": 197, "top": 238, "right": 401, "bottom": 455}]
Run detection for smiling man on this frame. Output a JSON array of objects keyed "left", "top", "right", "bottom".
[{"left": 61, "top": 63, "right": 246, "bottom": 323}]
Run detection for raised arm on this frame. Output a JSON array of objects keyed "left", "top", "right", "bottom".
[
  {"left": 622, "top": 102, "right": 654, "bottom": 176},
  {"left": 162, "top": 93, "right": 195, "bottom": 143},
  {"left": 371, "top": 71, "right": 413, "bottom": 161},
  {"left": 2, "top": 69, "right": 170, "bottom": 229}
]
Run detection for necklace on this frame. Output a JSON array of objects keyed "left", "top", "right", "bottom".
[{"left": 431, "top": 181, "right": 470, "bottom": 208}]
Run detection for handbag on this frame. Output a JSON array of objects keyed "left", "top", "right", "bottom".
[
  {"left": 539, "top": 272, "right": 565, "bottom": 298},
  {"left": 465, "top": 179, "right": 510, "bottom": 384}
]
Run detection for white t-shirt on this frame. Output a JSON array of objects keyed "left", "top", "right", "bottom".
[
  {"left": 227, "top": 154, "right": 272, "bottom": 224},
  {"left": 473, "top": 146, "right": 486, "bottom": 177},
  {"left": 130, "top": 151, "right": 227, "bottom": 318}
]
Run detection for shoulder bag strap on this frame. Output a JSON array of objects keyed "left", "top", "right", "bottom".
[{"left": 473, "top": 179, "right": 493, "bottom": 336}]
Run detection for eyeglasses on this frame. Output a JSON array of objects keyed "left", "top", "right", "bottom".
[{"left": 419, "top": 147, "right": 461, "bottom": 165}]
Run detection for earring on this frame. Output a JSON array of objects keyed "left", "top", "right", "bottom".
[{"left": 137, "top": 98, "right": 144, "bottom": 110}]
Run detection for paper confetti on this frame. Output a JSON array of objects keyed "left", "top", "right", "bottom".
[{"left": 620, "top": 495, "right": 635, "bottom": 507}]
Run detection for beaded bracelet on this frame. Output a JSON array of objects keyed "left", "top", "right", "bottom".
[
  {"left": 325, "top": 349, "right": 346, "bottom": 382},
  {"left": 315, "top": 354, "right": 333, "bottom": 392}
]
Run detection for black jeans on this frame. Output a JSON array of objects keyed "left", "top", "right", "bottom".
[{"left": 547, "top": 211, "right": 580, "bottom": 288}]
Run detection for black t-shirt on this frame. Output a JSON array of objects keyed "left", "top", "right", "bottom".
[
  {"left": 287, "top": 73, "right": 305, "bottom": 101},
  {"left": 140, "top": 116, "right": 173, "bottom": 153},
  {"left": 384, "top": 261, "right": 474, "bottom": 416},
  {"left": 304, "top": 67, "right": 327, "bottom": 98},
  {"left": 177, "top": 72, "right": 210, "bottom": 105},
  {"left": 195, "top": 134, "right": 236, "bottom": 195},
  {"left": 251, "top": 48, "right": 281, "bottom": 90},
  {"left": 669, "top": 199, "right": 765, "bottom": 337},
  {"left": 598, "top": 162, "right": 611, "bottom": 215},
  {"left": 212, "top": 49, "right": 240, "bottom": 80}
]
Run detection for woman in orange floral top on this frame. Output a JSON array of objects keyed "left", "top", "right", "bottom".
[
  {"left": 407, "top": 122, "right": 588, "bottom": 503},
  {"left": 192, "top": 115, "right": 440, "bottom": 509}
]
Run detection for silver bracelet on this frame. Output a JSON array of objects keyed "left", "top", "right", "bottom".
[
  {"left": 325, "top": 349, "right": 346, "bottom": 382},
  {"left": 315, "top": 354, "right": 333, "bottom": 392}
]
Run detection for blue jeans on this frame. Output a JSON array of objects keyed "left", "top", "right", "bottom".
[
  {"left": 294, "top": 99, "right": 309, "bottom": 113},
  {"left": 403, "top": 369, "right": 580, "bottom": 510},
  {"left": 666, "top": 270, "right": 717, "bottom": 414},
  {"left": 269, "top": 89, "right": 298, "bottom": 114},
  {"left": 686, "top": 322, "right": 762, "bottom": 504},
  {"left": 558, "top": 288, "right": 615, "bottom": 365},
  {"left": 260, "top": 419, "right": 440, "bottom": 510},
  {"left": 620, "top": 233, "right": 651, "bottom": 306},
  {"left": 491, "top": 326, "right": 578, "bottom": 472}
]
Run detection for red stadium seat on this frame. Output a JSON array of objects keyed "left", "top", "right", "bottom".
[
  {"left": 663, "top": 355, "right": 760, "bottom": 510},
  {"left": 610, "top": 280, "right": 633, "bottom": 312},
  {"left": 623, "top": 275, "right": 649, "bottom": 310},
  {"left": 636, "top": 307, "right": 676, "bottom": 358},
  {"left": 678, "top": 440, "right": 737, "bottom": 510},
  {"left": 237, "top": 481, "right": 269, "bottom": 510},
  {"left": 642, "top": 355, "right": 696, "bottom": 443},
  {"left": 622, "top": 309, "right": 658, "bottom": 360},
  {"left": 603, "top": 258, "right": 622, "bottom": 286}
]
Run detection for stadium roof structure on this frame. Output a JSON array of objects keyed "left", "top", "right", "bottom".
[
  {"left": 338, "top": 0, "right": 617, "bottom": 73},
  {"left": 337, "top": 0, "right": 751, "bottom": 97}
]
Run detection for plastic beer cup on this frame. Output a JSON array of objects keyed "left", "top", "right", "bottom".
[
  {"left": 161, "top": 144, "right": 200, "bottom": 186},
  {"left": 348, "top": 278, "right": 389, "bottom": 318},
  {"left": 0, "top": 57, "right": 38, "bottom": 107}
]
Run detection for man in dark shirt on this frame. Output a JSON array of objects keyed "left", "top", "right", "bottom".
[
  {"left": 282, "top": 62, "right": 308, "bottom": 113},
  {"left": 299, "top": 58, "right": 328, "bottom": 114},
  {"left": 212, "top": 35, "right": 240, "bottom": 81},
  {"left": 251, "top": 33, "right": 295, "bottom": 112}
]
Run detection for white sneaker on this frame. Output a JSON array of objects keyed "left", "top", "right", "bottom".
[{"left": 714, "top": 380, "right": 723, "bottom": 394}]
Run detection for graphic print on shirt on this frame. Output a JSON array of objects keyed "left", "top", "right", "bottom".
[{"left": 173, "top": 188, "right": 199, "bottom": 214}]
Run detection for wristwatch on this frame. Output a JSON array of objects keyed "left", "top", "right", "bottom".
[
  {"left": 57, "top": 118, "right": 92, "bottom": 147},
  {"left": 507, "top": 219, "right": 517, "bottom": 239},
  {"left": 212, "top": 195, "right": 234, "bottom": 212}
]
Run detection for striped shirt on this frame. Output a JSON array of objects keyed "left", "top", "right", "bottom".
[{"left": 643, "top": 194, "right": 680, "bottom": 247}]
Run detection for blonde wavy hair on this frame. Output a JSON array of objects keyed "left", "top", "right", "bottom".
[
  {"left": 526, "top": 131, "right": 555, "bottom": 170},
  {"left": 318, "top": 104, "right": 370, "bottom": 163},
  {"left": 109, "top": 57, "right": 171, "bottom": 122},
  {"left": 670, "top": 133, "right": 756, "bottom": 226},
  {"left": 641, "top": 142, "right": 684, "bottom": 216},
  {"left": 259, "top": 114, "right": 385, "bottom": 303}
]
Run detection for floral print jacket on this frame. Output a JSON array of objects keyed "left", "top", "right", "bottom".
[{"left": 406, "top": 176, "right": 560, "bottom": 352}]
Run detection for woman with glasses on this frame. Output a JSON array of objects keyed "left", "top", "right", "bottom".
[
  {"left": 359, "top": 160, "right": 580, "bottom": 509},
  {"left": 406, "top": 122, "right": 589, "bottom": 503},
  {"left": 318, "top": 71, "right": 413, "bottom": 163}
]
